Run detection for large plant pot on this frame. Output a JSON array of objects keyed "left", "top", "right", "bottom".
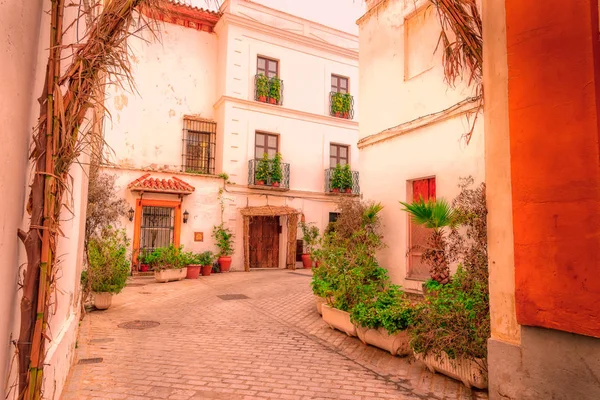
[
  {"left": 94, "top": 292, "right": 112, "bottom": 310},
  {"left": 301, "top": 254, "right": 312, "bottom": 269},
  {"left": 201, "top": 265, "right": 212, "bottom": 276},
  {"left": 356, "top": 326, "right": 410, "bottom": 356},
  {"left": 154, "top": 268, "right": 187, "bottom": 283},
  {"left": 186, "top": 265, "right": 201, "bottom": 279},
  {"left": 321, "top": 304, "right": 357, "bottom": 337},
  {"left": 314, "top": 295, "right": 327, "bottom": 315},
  {"left": 218, "top": 256, "right": 232, "bottom": 272},
  {"left": 139, "top": 264, "right": 149, "bottom": 272},
  {"left": 415, "top": 352, "right": 488, "bottom": 389}
]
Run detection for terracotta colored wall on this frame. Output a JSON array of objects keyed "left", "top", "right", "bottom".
[{"left": 506, "top": 0, "right": 600, "bottom": 337}]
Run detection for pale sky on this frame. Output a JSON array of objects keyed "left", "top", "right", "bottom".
[{"left": 182, "top": 0, "right": 366, "bottom": 35}]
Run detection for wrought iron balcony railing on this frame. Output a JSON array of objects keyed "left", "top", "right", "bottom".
[
  {"left": 329, "top": 91, "right": 354, "bottom": 120},
  {"left": 248, "top": 158, "right": 290, "bottom": 189},
  {"left": 324, "top": 168, "right": 360, "bottom": 194},
  {"left": 254, "top": 74, "right": 284, "bottom": 106}
]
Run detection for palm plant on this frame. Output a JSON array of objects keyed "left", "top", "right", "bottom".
[{"left": 399, "top": 198, "right": 457, "bottom": 284}]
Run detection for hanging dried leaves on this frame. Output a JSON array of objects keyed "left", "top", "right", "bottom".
[{"left": 15, "top": 0, "right": 162, "bottom": 398}]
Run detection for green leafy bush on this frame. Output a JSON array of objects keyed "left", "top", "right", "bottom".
[
  {"left": 212, "top": 224, "right": 234, "bottom": 256},
  {"left": 193, "top": 251, "right": 214, "bottom": 266},
  {"left": 269, "top": 76, "right": 282, "bottom": 103},
  {"left": 350, "top": 285, "right": 415, "bottom": 334},
  {"left": 256, "top": 73, "right": 269, "bottom": 98},
  {"left": 410, "top": 266, "right": 490, "bottom": 362},
  {"left": 331, "top": 163, "right": 344, "bottom": 190},
  {"left": 271, "top": 152, "right": 283, "bottom": 184},
  {"left": 147, "top": 244, "right": 188, "bottom": 270},
  {"left": 83, "top": 226, "right": 130, "bottom": 294},
  {"left": 341, "top": 164, "right": 353, "bottom": 191},
  {"left": 255, "top": 153, "right": 270, "bottom": 183},
  {"left": 299, "top": 221, "right": 319, "bottom": 254}
]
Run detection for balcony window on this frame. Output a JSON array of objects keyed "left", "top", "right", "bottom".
[
  {"left": 182, "top": 118, "right": 216, "bottom": 174},
  {"left": 255, "top": 56, "right": 283, "bottom": 105},
  {"left": 330, "top": 75, "right": 353, "bottom": 119},
  {"left": 329, "top": 143, "right": 349, "bottom": 168},
  {"left": 324, "top": 167, "right": 359, "bottom": 194}
]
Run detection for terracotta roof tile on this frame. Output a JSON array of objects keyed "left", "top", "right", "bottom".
[{"left": 128, "top": 174, "right": 195, "bottom": 195}]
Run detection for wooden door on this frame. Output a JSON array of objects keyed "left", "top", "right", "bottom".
[{"left": 249, "top": 216, "right": 280, "bottom": 268}]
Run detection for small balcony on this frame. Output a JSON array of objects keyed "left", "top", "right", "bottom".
[
  {"left": 325, "top": 168, "right": 360, "bottom": 195},
  {"left": 329, "top": 91, "right": 354, "bottom": 120},
  {"left": 248, "top": 158, "right": 290, "bottom": 190},
  {"left": 254, "top": 74, "right": 284, "bottom": 106}
]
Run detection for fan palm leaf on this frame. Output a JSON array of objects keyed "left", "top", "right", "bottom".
[
  {"left": 399, "top": 198, "right": 457, "bottom": 231},
  {"left": 363, "top": 202, "right": 384, "bottom": 225}
]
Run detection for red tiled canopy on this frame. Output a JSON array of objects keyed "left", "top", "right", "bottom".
[{"left": 128, "top": 174, "right": 195, "bottom": 195}]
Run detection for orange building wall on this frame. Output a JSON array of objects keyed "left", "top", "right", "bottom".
[{"left": 506, "top": 0, "right": 600, "bottom": 338}]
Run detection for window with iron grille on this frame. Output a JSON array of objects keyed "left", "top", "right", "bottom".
[
  {"left": 182, "top": 118, "right": 216, "bottom": 174},
  {"left": 407, "top": 177, "right": 436, "bottom": 280},
  {"left": 331, "top": 74, "right": 349, "bottom": 94}
]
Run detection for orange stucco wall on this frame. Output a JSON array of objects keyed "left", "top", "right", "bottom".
[{"left": 506, "top": 0, "right": 600, "bottom": 338}]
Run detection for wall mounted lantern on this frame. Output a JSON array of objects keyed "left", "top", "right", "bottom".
[
  {"left": 183, "top": 209, "right": 189, "bottom": 224},
  {"left": 128, "top": 207, "right": 135, "bottom": 222}
]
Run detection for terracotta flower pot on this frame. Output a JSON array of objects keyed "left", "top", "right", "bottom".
[
  {"left": 332, "top": 188, "right": 340, "bottom": 193},
  {"left": 258, "top": 95, "right": 267, "bottom": 102},
  {"left": 314, "top": 295, "right": 327, "bottom": 315},
  {"left": 272, "top": 181, "right": 280, "bottom": 187},
  {"left": 343, "top": 112, "right": 349, "bottom": 119},
  {"left": 345, "top": 188, "right": 353, "bottom": 194},
  {"left": 94, "top": 292, "right": 112, "bottom": 310},
  {"left": 356, "top": 326, "right": 410, "bottom": 356},
  {"left": 154, "top": 268, "right": 187, "bottom": 283},
  {"left": 301, "top": 254, "right": 312, "bottom": 269},
  {"left": 139, "top": 264, "right": 149, "bottom": 272},
  {"left": 269, "top": 97, "right": 277, "bottom": 104},
  {"left": 186, "top": 265, "right": 201, "bottom": 279},
  {"left": 335, "top": 111, "right": 342, "bottom": 118},
  {"left": 322, "top": 304, "right": 357, "bottom": 337},
  {"left": 201, "top": 265, "right": 212, "bottom": 276},
  {"left": 415, "top": 352, "right": 488, "bottom": 389},
  {"left": 218, "top": 256, "right": 232, "bottom": 272},
  {"left": 256, "top": 180, "right": 265, "bottom": 185}
]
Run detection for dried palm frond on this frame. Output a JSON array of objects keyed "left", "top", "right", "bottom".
[{"left": 16, "top": 1, "right": 163, "bottom": 398}]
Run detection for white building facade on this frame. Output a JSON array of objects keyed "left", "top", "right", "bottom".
[
  {"left": 102, "top": 0, "right": 361, "bottom": 271},
  {"left": 357, "top": 0, "right": 485, "bottom": 291}
]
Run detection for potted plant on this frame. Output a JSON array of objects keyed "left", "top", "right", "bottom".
[
  {"left": 148, "top": 244, "right": 188, "bottom": 283},
  {"left": 410, "top": 267, "right": 489, "bottom": 389},
  {"left": 341, "top": 164, "right": 353, "bottom": 193},
  {"left": 270, "top": 152, "right": 283, "bottom": 187},
  {"left": 255, "top": 152, "right": 270, "bottom": 185},
  {"left": 331, "top": 92, "right": 344, "bottom": 117},
  {"left": 268, "top": 76, "right": 281, "bottom": 105},
  {"left": 197, "top": 251, "right": 215, "bottom": 276},
  {"left": 212, "top": 224, "right": 234, "bottom": 272},
  {"left": 341, "top": 93, "right": 352, "bottom": 119},
  {"left": 299, "top": 220, "right": 319, "bottom": 269},
  {"left": 256, "top": 73, "right": 269, "bottom": 102},
  {"left": 138, "top": 250, "right": 151, "bottom": 272},
  {"left": 184, "top": 251, "right": 202, "bottom": 279},
  {"left": 350, "top": 285, "right": 415, "bottom": 356},
  {"left": 82, "top": 226, "right": 130, "bottom": 310},
  {"left": 330, "top": 163, "right": 344, "bottom": 193}
]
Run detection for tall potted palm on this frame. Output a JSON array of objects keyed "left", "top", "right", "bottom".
[
  {"left": 212, "top": 224, "right": 234, "bottom": 272},
  {"left": 255, "top": 152, "right": 270, "bottom": 185},
  {"left": 399, "top": 198, "right": 457, "bottom": 284}
]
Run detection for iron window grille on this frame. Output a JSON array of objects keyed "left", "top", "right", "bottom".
[
  {"left": 248, "top": 158, "right": 290, "bottom": 189},
  {"left": 254, "top": 74, "right": 284, "bottom": 106},
  {"left": 324, "top": 168, "right": 360, "bottom": 194},
  {"left": 182, "top": 118, "right": 216, "bottom": 174},
  {"left": 329, "top": 91, "right": 354, "bottom": 120}
]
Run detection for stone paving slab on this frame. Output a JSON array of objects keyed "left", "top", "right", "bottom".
[{"left": 61, "top": 270, "right": 488, "bottom": 400}]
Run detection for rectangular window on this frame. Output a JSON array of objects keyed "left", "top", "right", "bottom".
[
  {"left": 329, "top": 212, "right": 340, "bottom": 223},
  {"left": 183, "top": 118, "right": 216, "bottom": 174},
  {"left": 330, "top": 143, "right": 349, "bottom": 168},
  {"left": 331, "top": 74, "right": 349, "bottom": 93},
  {"left": 255, "top": 132, "right": 279, "bottom": 159},
  {"left": 257, "top": 56, "right": 279, "bottom": 78},
  {"left": 407, "top": 177, "right": 436, "bottom": 279}
]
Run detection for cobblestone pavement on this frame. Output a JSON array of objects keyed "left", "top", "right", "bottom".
[{"left": 62, "top": 270, "right": 488, "bottom": 400}]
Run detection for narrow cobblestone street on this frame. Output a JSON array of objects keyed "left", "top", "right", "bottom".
[{"left": 62, "top": 270, "right": 488, "bottom": 400}]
